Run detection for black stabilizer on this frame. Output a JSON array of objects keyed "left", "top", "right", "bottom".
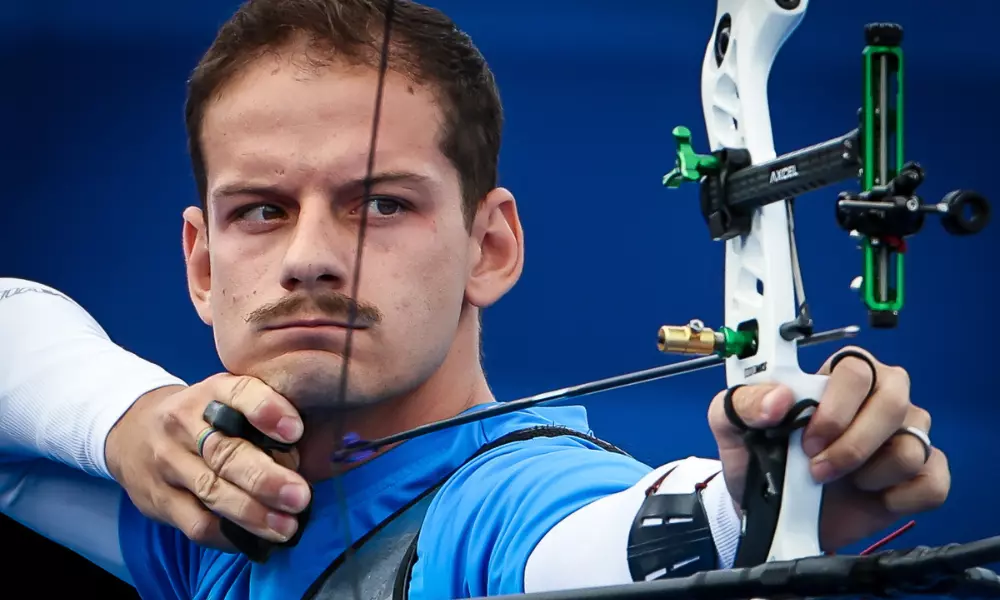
[{"left": 473, "top": 536, "right": 1000, "bottom": 600}]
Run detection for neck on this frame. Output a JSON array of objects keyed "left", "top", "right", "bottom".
[{"left": 296, "top": 311, "right": 495, "bottom": 481}]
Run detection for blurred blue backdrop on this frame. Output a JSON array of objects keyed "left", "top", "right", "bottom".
[{"left": 2, "top": 0, "right": 996, "bottom": 583}]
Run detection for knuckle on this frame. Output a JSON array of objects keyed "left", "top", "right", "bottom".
[
  {"left": 243, "top": 465, "right": 268, "bottom": 496},
  {"left": 194, "top": 470, "right": 223, "bottom": 503},
  {"left": 229, "top": 375, "right": 251, "bottom": 400},
  {"left": 893, "top": 439, "right": 927, "bottom": 476},
  {"left": 832, "top": 443, "right": 868, "bottom": 471},
  {"left": 887, "top": 365, "right": 911, "bottom": 389},
  {"left": 156, "top": 407, "right": 185, "bottom": 435},
  {"left": 228, "top": 376, "right": 273, "bottom": 421},
  {"left": 809, "top": 411, "right": 849, "bottom": 440},
  {"left": 232, "top": 494, "right": 257, "bottom": 524},
  {"left": 914, "top": 406, "right": 932, "bottom": 431},
  {"left": 184, "top": 513, "right": 215, "bottom": 543},
  {"left": 837, "top": 355, "right": 873, "bottom": 384},
  {"left": 925, "top": 474, "right": 950, "bottom": 508},
  {"left": 707, "top": 390, "right": 728, "bottom": 429},
  {"left": 207, "top": 436, "right": 241, "bottom": 471},
  {"left": 145, "top": 490, "right": 166, "bottom": 517},
  {"left": 149, "top": 440, "right": 172, "bottom": 469}
]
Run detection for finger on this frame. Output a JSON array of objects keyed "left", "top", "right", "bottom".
[
  {"left": 205, "top": 374, "right": 304, "bottom": 444},
  {"left": 187, "top": 425, "right": 311, "bottom": 514},
  {"left": 155, "top": 488, "right": 235, "bottom": 552},
  {"left": 804, "top": 348, "right": 879, "bottom": 458},
  {"left": 708, "top": 383, "right": 797, "bottom": 448},
  {"left": 852, "top": 406, "right": 932, "bottom": 492},
  {"left": 166, "top": 450, "right": 300, "bottom": 544},
  {"left": 809, "top": 365, "right": 911, "bottom": 483},
  {"left": 880, "top": 447, "right": 950, "bottom": 515}
]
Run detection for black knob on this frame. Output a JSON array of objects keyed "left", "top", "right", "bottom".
[
  {"left": 940, "top": 190, "right": 991, "bottom": 235},
  {"left": 869, "top": 310, "right": 899, "bottom": 329},
  {"left": 865, "top": 23, "right": 904, "bottom": 47},
  {"left": 714, "top": 14, "right": 732, "bottom": 67}
]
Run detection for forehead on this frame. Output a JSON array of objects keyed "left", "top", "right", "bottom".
[{"left": 199, "top": 49, "right": 455, "bottom": 195}]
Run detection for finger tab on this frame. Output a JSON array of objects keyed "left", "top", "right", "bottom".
[{"left": 204, "top": 401, "right": 294, "bottom": 453}]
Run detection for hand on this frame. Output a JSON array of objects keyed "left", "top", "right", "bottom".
[
  {"left": 707, "top": 346, "right": 950, "bottom": 552},
  {"left": 105, "top": 374, "right": 311, "bottom": 550}
]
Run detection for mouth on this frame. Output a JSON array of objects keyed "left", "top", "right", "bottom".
[{"left": 263, "top": 317, "right": 373, "bottom": 331}]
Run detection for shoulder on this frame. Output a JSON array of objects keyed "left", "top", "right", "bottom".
[{"left": 413, "top": 417, "right": 652, "bottom": 597}]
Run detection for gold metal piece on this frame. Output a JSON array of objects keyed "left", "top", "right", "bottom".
[{"left": 658, "top": 321, "right": 719, "bottom": 355}]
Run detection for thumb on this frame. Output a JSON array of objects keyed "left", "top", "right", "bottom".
[{"left": 708, "top": 383, "right": 796, "bottom": 448}]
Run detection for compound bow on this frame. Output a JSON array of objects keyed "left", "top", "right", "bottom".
[{"left": 204, "top": 1, "right": 999, "bottom": 598}]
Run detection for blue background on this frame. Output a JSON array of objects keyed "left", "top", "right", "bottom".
[{"left": 2, "top": 0, "right": 997, "bottom": 588}]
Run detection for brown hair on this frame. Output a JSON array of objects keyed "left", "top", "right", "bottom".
[{"left": 184, "top": 0, "right": 503, "bottom": 228}]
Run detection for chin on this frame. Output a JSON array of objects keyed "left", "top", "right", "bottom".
[{"left": 249, "top": 351, "right": 371, "bottom": 414}]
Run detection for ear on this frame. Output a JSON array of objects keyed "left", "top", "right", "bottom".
[
  {"left": 182, "top": 206, "right": 214, "bottom": 326},
  {"left": 465, "top": 187, "right": 524, "bottom": 308}
]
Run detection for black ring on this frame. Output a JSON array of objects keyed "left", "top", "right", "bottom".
[
  {"left": 829, "top": 349, "right": 878, "bottom": 401},
  {"left": 723, "top": 384, "right": 749, "bottom": 431}
]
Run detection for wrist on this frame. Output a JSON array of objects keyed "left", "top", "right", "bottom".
[{"left": 104, "top": 384, "right": 185, "bottom": 482}]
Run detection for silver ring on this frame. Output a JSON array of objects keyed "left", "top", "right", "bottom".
[{"left": 895, "top": 425, "right": 932, "bottom": 464}]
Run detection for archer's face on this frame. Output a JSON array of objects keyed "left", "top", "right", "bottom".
[{"left": 181, "top": 44, "right": 522, "bottom": 415}]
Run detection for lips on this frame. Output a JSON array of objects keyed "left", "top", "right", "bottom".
[{"left": 263, "top": 317, "right": 372, "bottom": 330}]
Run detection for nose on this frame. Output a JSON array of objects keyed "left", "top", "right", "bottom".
[{"left": 279, "top": 200, "right": 352, "bottom": 293}]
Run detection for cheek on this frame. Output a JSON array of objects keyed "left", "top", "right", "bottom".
[
  {"left": 383, "top": 234, "right": 468, "bottom": 330},
  {"left": 208, "top": 248, "right": 273, "bottom": 359}
]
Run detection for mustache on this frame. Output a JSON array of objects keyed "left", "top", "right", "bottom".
[{"left": 245, "top": 293, "right": 383, "bottom": 328}]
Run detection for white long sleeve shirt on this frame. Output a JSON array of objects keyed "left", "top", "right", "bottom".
[{"left": 0, "top": 278, "right": 187, "bottom": 581}]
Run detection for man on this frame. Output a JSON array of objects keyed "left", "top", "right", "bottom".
[{"left": 0, "top": 1, "right": 947, "bottom": 598}]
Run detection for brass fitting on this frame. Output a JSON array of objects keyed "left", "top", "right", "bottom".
[{"left": 657, "top": 319, "right": 720, "bottom": 355}]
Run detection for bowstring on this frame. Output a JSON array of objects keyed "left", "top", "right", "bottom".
[{"left": 331, "top": 1, "right": 396, "bottom": 599}]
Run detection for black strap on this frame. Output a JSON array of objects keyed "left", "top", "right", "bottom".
[{"left": 296, "top": 424, "right": 626, "bottom": 600}]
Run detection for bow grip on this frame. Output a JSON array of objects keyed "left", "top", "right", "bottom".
[
  {"left": 202, "top": 400, "right": 313, "bottom": 563},
  {"left": 731, "top": 399, "right": 820, "bottom": 568},
  {"left": 732, "top": 428, "right": 791, "bottom": 567}
]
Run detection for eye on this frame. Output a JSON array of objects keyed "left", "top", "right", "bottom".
[
  {"left": 362, "top": 196, "right": 408, "bottom": 218},
  {"left": 233, "top": 204, "right": 287, "bottom": 222}
]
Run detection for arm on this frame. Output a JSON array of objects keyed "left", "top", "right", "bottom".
[
  {"left": 412, "top": 435, "right": 742, "bottom": 598},
  {"left": 0, "top": 279, "right": 186, "bottom": 476},
  {"left": 0, "top": 278, "right": 187, "bottom": 581}
]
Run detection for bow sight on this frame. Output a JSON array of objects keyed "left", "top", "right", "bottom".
[{"left": 662, "top": 22, "right": 990, "bottom": 347}]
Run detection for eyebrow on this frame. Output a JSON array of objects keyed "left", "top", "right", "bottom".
[{"left": 210, "top": 170, "right": 433, "bottom": 202}]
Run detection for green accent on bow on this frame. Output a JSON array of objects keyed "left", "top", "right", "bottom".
[
  {"left": 859, "top": 40, "right": 906, "bottom": 315},
  {"left": 663, "top": 126, "right": 720, "bottom": 188},
  {"left": 717, "top": 326, "right": 757, "bottom": 359}
]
